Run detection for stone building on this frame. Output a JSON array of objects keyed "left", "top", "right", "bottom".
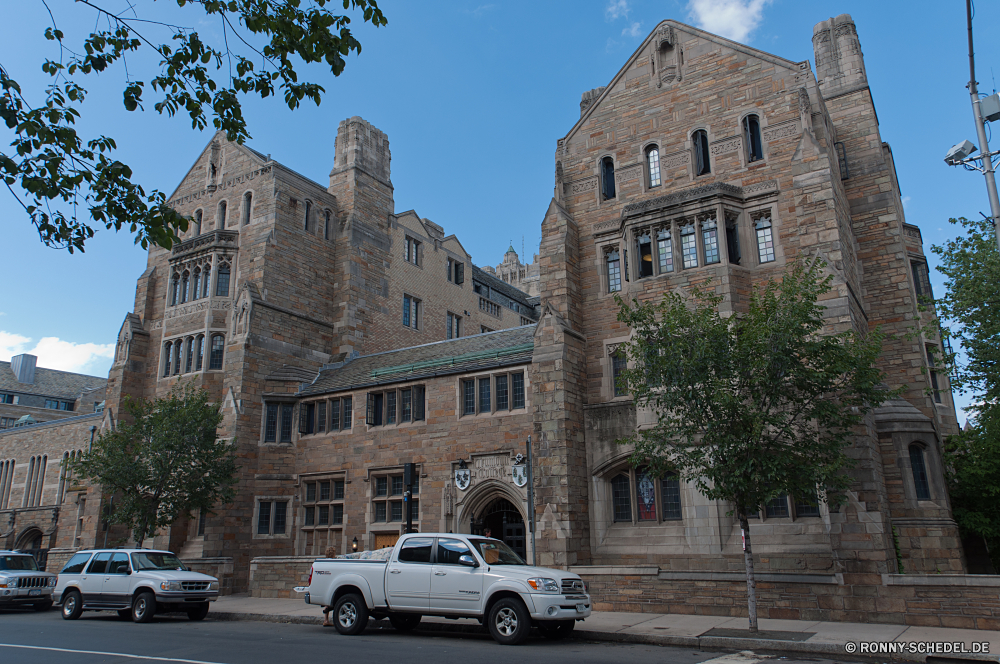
[
  {"left": 0, "top": 354, "right": 106, "bottom": 430},
  {"left": 1, "top": 13, "right": 997, "bottom": 628},
  {"left": 482, "top": 246, "right": 541, "bottom": 297}
]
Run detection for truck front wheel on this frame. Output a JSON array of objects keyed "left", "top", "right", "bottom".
[
  {"left": 488, "top": 597, "right": 531, "bottom": 645},
  {"left": 333, "top": 593, "right": 369, "bottom": 635}
]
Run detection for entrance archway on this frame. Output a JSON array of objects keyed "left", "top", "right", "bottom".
[
  {"left": 14, "top": 527, "right": 47, "bottom": 570},
  {"left": 474, "top": 497, "right": 526, "bottom": 561}
]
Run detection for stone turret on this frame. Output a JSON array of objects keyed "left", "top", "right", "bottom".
[
  {"left": 331, "top": 116, "right": 391, "bottom": 185},
  {"left": 812, "top": 14, "right": 868, "bottom": 98}
]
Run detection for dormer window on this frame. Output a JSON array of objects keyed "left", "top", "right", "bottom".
[
  {"left": 743, "top": 115, "right": 763, "bottom": 163},
  {"left": 646, "top": 145, "right": 661, "bottom": 187},
  {"left": 601, "top": 157, "right": 616, "bottom": 200}
]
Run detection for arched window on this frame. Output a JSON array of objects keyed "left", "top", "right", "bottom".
[
  {"left": 192, "top": 269, "right": 201, "bottom": 301},
  {"left": 195, "top": 334, "right": 205, "bottom": 371},
  {"left": 646, "top": 145, "right": 661, "bottom": 187},
  {"left": 243, "top": 191, "right": 252, "bottom": 225},
  {"left": 606, "top": 248, "right": 621, "bottom": 293},
  {"left": 202, "top": 266, "right": 212, "bottom": 298},
  {"left": 743, "top": 114, "right": 763, "bottom": 163},
  {"left": 693, "top": 130, "right": 710, "bottom": 176},
  {"left": 173, "top": 341, "right": 181, "bottom": 375},
  {"left": 216, "top": 264, "right": 230, "bottom": 297},
  {"left": 209, "top": 334, "right": 225, "bottom": 370},
  {"left": 32, "top": 455, "right": 46, "bottom": 506},
  {"left": 170, "top": 273, "right": 180, "bottom": 306},
  {"left": 180, "top": 271, "right": 190, "bottom": 303},
  {"left": 185, "top": 337, "right": 194, "bottom": 373},
  {"left": 304, "top": 200, "right": 312, "bottom": 232},
  {"left": 58, "top": 451, "right": 69, "bottom": 505},
  {"left": 163, "top": 341, "right": 172, "bottom": 377},
  {"left": 217, "top": 200, "right": 227, "bottom": 229},
  {"left": 601, "top": 157, "right": 616, "bottom": 200},
  {"left": 22, "top": 456, "right": 35, "bottom": 507},
  {"left": 324, "top": 210, "right": 331, "bottom": 240},
  {"left": 611, "top": 473, "right": 631, "bottom": 522},
  {"left": 194, "top": 209, "right": 203, "bottom": 236},
  {"left": 909, "top": 444, "right": 931, "bottom": 500}
]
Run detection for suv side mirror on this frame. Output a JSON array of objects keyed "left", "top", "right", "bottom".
[{"left": 458, "top": 554, "right": 479, "bottom": 568}]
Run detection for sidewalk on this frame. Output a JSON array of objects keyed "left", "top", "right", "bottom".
[{"left": 209, "top": 595, "right": 1000, "bottom": 662}]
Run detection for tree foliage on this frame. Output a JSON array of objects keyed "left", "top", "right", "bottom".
[
  {"left": 932, "top": 216, "right": 1000, "bottom": 569},
  {"left": 1, "top": 0, "right": 387, "bottom": 253},
  {"left": 614, "top": 258, "right": 892, "bottom": 630},
  {"left": 70, "top": 385, "right": 238, "bottom": 546}
]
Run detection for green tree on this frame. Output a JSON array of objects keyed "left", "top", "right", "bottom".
[
  {"left": 932, "top": 216, "right": 1000, "bottom": 570},
  {"left": 1, "top": 0, "right": 387, "bottom": 253},
  {"left": 614, "top": 259, "right": 891, "bottom": 632},
  {"left": 71, "top": 386, "right": 238, "bottom": 546}
]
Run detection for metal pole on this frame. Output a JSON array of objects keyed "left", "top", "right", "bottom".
[
  {"left": 526, "top": 435, "right": 536, "bottom": 566},
  {"left": 966, "top": 0, "right": 1000, "bottom": 252}
]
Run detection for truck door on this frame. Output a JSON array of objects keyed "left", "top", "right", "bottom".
[
  {"left": 384, "top": 537, "right": 432, "bottom": 611},
  {"left": 80, "top": 552, "right": 111, "bottom": 605},
  {"left": 101, "top": 553, "right": 132, "bottom": 608},
  {"left": 429, "top": 538, "right": 483, "bottom": 612}
]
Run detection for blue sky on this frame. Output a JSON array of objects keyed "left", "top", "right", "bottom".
[{"left": 1, "top": 0, "right": 996, "bottom": 421}]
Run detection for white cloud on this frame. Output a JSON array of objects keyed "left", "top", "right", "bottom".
[
  {"left": 901, "top": 196, "right": 911, "bottom": 210},
  {"left": 0, "top": 330, "right": 114, "bottom": 375},
  {"left": 606, "top": 0, "right": 630, "bottom": 21},
  {"left": 622, "top": 22, "right": 643, "bottom": 38},
  {"left": 686, "top": 0, "right": 771, "bottom": 43}
]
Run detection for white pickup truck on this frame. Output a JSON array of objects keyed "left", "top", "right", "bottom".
[{"left": 300, "top": 533, "right": 591, "bottom": 645}]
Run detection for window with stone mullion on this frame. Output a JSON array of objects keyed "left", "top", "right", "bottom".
[{"left": 302, "top": 477, "right": 345, "bottom": 529}]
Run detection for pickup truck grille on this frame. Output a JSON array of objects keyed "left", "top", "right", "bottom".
[
  {"left": 561, "top": 579, "right": 585, "bottom": 594},
  {"left": 181, "top": 581, "right": 210, "bottom": 591},
  {"left": 17, "top": 577, "right": 49, "bottom": 589}
]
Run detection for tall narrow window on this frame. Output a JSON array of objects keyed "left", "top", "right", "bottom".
[
  {"left": 401, "top": 388, "right": 412, "bottom": 422},
  {"left": 163, "top": 342, "right": 172, "bottom": 377},
  {"left": 511, "top": 372, "right": 525, "bottom": 409},
  {"left": 386, "top": 391, "right": 396, "bottom": 424},
  {"left": 243, "top": 192, "right": 252, "bottom": 225},
  {"left": 661, "top": 473, "right": 682, "bottom": 520},
  {"left": 413, "top": 386, "right": 426, "bottom": 421},
  {"left": 693, "top": 130, "right": 710, "bottom": 176},
  {"left": 637, "top": 232, "right": 654, "bottom": 278},
  {"left": 606, "top": 249, "right": 622, "bottom": 293},
  {"left": 743, "top": 115, "right": 763, "bottom": 163},
  {"left": 304, "top": 200, "right": 311, "bottom": 232},
  {"left": 216, "top": 264, "right": 230, "bottom": 297},
  {"left": 324, "top": 210, "right": 330, "bottom": 240},
  {"left": 170, "top": 274, "right": 180, "bottom": 306},
  {"left": 496, "top": 374, "right": 509, "bottom": 411},
  {"left": 646, "top": 145, "right": 661, "bottom": 187},
  {"left": 342, "top": 396, "right": 352, "bottom": 429},
  {"left": 185, "top": 337, "right": 194, "bottom": 373},
  {"left": 755, "top": 215, "right": 775, "bottom": 263},
  {"left": 317, "top": 401, "right": 327, "bottom": 432},
  {"left": 280, "top": 404, "right": 294, "bottom": 442},
  {"left": 681, "top": 224, "right": 698, "bottom": 268},
  {"left": 462, "top": 380, "right": 475, "bottom": 415},
  {"left": 209, "top": 334, "right": 225, "bottom": 370},
  {"left": 656, "top": 228, "right": 673, "bottom": 274},
  {"left": 403, "top": 294, "right": 411, "bottom": 327},
  {"left": 635, "top": 469, "right": 656, "bottom": 521},
  {"left": 926, "top": 346, "right": 942, "bottom": 404},
  {"left": 173, "top": 342, "right": 181, "bottom": 375},
  {"left": 195, "top": 335, "right": 204, "bottom": 371},
  {"left": 330, "top": 398, "right": 341, "bottom": 431},
  {"left": 264, "top": 404, "right": 278, "bottom": 442},
  {"left": 912, "top": 261, "right": 933, "bottom": 299},
  {"left": 194, "top": 209, "right": 203, "bottom": 236},
  {"left": 181, "top": 272, "right": 190, "bottom": 303},
  {"left": 601, "top": 157, "right": 616, "bottom": 200},
  {"left": 909, "top": 445, "right": 931, "bottom": 500},
  {"left": 478, "top": 377, "right": 491, "bottom": 414},
  {"left": 192, "top": 270, "right": 201, "bottom": 301},
  {"left": 702, "top": 218, "right": 720, "bottom": 265},
  {"left": 611, "top": 474, "right": 632, "bottom": 522},
  {"left": 725, "top": 217, "right": 741, "bottom": 266},
  {"left": 217, "top": 200, "right": 227, "bottom": 229},
  {"left": 203, "top": 267, "right": 211, "bottom": 298},
  {"left": 612, "top": 351, "right": 627, "bottom": 397}
]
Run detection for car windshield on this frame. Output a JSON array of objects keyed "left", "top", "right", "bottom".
[
  {"left": 130, "top": 552, "right": 187, "bottom": 571},
  {"left": 0, "top": 555, "right": 39, "bottom": 571},
  {"left": 468, "top": 538, "right": 525, "bottom": 566}
]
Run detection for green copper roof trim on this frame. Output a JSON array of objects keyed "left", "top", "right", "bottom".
[{"left": 369, "top": 343, "right": 534, "bottom": 379}]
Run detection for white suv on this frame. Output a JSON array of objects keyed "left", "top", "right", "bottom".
[{"left": 55, "top": 549, "right": 219, "bottom": 622}]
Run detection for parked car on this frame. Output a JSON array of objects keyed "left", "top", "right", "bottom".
[
  {"left": 54, "top": 548, "right": 219, "bottom": 622},
  {"left": 0, "top": 550, "right": 56, "bottom": 611},
  {"left": 299, "top": 533, "right": 591, "bottom": 645}
]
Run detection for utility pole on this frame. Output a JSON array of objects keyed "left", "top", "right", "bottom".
[{"left": 965, "top": 0, "right": 1000, "bottom": 252}]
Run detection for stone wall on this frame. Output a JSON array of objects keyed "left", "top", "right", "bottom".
[
  {"left": 249, "top": 556, "right": 314, "bottom": 598},
  {"left": 182, "top": 557, "right": 235, "bottom": 595}
]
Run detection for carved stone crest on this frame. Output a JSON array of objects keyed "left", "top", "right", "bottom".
[{"left": 455, "top": 460, "right": 471, "bottom": 491}]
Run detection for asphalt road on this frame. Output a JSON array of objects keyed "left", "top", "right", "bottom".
[{"left": 0, "top": 607, "right": 855, "bottom": 664}]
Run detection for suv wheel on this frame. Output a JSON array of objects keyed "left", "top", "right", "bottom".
[
  {"left": 187, "top": 603, "right": 210, "bottom": 621},
  {"left": 333, "top": 593, "right": 369, "bottom": 636},
  {"left": 132, "top": 591, "right": 156, "bottom": 623},
  {"left": 61, "top": 591, "right": 83, "bottom": 620},
  {"left": 488, "top": 597, "right": 531, "bottom": 645}
]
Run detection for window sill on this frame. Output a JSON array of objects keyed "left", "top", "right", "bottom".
[{"left": 459, "top": 407, "right": 527, "bottom": 420}]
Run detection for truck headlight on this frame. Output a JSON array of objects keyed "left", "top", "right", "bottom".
[
  {"left": 48, "top": 577, "right": 57, "bottom": 587},
  {"left": 160, "top": 581, "right": 181, "bottom": 591},
  {"left": 527, "top": 577, "right": 559, "bottom": 593},
  {"left": 0, "top": 577, "right": 9, "bottom": 589},
  {"left": 209, "top": 581, "right": 219, "bottom": 590}
]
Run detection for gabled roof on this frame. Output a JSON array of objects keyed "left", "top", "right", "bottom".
[
  {"left": 471, "top": 266, "right": 535, "bottom": 312},
  {"left": 300, "top": 326, "right": 535, "bottom": 397},
  {"left": 0, "top": 362, "right": 107, "bottom": 400}
]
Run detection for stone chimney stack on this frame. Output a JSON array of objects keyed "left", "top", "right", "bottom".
[
  {"left": 331, "top": 116, "right": 391, "bottom": 185},
  {"left": 10, "top": 353, "right": 36, "bottom": 384},
  {"left": 812, "top": 14, "right": 868, "bottom": 98}
]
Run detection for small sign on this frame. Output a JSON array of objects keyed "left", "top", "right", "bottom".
[
  {"left": 512, "top": 464, "right": 528, "bottom": 487},
  {"left": 455, "top": 468, "right": 471, "bottom": 491}
]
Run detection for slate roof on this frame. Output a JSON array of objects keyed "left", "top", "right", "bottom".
[
  {"left": 470, "top": 265, "right": 536, "bottom": 314},
  {"left": 300, "top": 326, "right": 535, "bottom": 397},
  {"left": 0, "top": 362, "right": 107, "bottom": 399}
]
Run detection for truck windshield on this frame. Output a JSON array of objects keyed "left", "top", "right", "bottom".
[
  {"left": 468, "top": 539, "right": 525, "bottom": 566},
  {"left": 130, "top": 552, "right": 187, "bottom": 571},
  {"left": 0, "top": 555, "right": 39, "bottom": 571}
]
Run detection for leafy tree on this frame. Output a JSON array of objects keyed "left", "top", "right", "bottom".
[
  {"left": 932, "top": 216, "right": 1000, "bottom": 570},
  {"left": 614, "top": 259, "right": 891, "bottom": 632},
  {"left": 1, "top": 0, "right": 387, "bottom": 253},
  {"left": 70, "top": 385, "right": 238, "bottom": 546}
]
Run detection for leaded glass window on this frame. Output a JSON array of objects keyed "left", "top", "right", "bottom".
[
  {"left": 702, "top": 218, "right": 720, "bottom": 265},
  {"left": 635, "top": 469, "right": 657, "bottom": 521},
  {"left": 637, "top": 232, "right": 654, "bottom": 278},
  {"left": 661, "top": 473, "right": 682, "bottom": 520},
  {"left": 681, "top": 225, "right": 697, "bottom": 268},
  {"left": 496, "top": 374, "right": 509, "bottom": 411},
  {"left": 755, "top": 216, "right": 775, "bottom": 263},
  {"left": 909, "top": 445, "right": 931, "bottom": 500},
  {"left": 606, "top": 249, "right": 622, "bottom": 292},
  {"left": 611, "top": 474, "right": 631, "bottom": 522},
  {"left": 657, "top": 228, "right": 673, "bottom": 274},
  {"left": 511, "top": 372, "right": 525, "bottom": 409},
  {"left": 765, "top": 495, "right": 789, "bottom": 518},
  {"left": 647, "top": 146, "right": 661, "bottom": 187}
]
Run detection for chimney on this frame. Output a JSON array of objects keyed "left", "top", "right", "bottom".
[{"left": 10, "top": 353, "right": 37, "bottom": 384}]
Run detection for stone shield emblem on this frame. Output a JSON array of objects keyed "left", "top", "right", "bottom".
[
  {"left": 511, "top": 464, "right": 527, "bottom": 487},
  {"left": 455, "top": 468, "right": 471, "bottom": 491}
]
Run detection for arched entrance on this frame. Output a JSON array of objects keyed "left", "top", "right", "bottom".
[
  {"left": 473, "top": 497, "right": 526, "bottom": 561},
  {"left": 14, "top": 527, "right": 47, "bottom": 570}
]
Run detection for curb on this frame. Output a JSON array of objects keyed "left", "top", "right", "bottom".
[{"left": 206, "top": 611, "right": 999, "bottom": 664}]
